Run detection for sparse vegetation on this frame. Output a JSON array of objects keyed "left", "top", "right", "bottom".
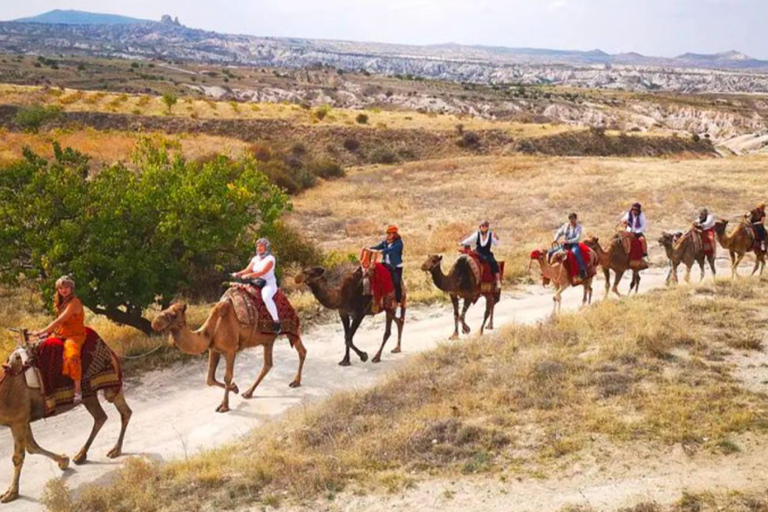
[
  {"left": 356, "top": 113, "right": 369, "bottom": 124},
  {"left": 13, "top": 103, "right": 61, "bottom": 133},
  {"left": 49, "top": 281, "right": 768, "bottom": 510},
  {"left": 162, "top": 92, "right": 178, "bottom": 114}
]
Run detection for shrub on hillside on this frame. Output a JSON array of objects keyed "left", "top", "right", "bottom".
[
  {"left": 14, "top": 104, "right": 62, "bottom": 133},
  {"left": 343, "top": 138, "right": 360, "bottom": 152},
  {"left": 308, "top": 159, "right": 345, "bottom": 179},
  {"left": 0, "top": 139, "right": 290, "bottom": 333},
  {"left": 456, "top": 131, "right": 481, "bottom": 148},
  {"left": 356, "top": 113, "right": 369, "bottom": 124},
  {"left": 370, "top": 148, "right": 399, "bottom": 164}
]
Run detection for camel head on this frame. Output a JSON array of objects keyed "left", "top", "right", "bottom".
[
  {"left": 295, "top": 267, "right": 326, "bottom": 286},
  {"left": 420, "top": 255, "right": 443, "bottom": 272},
  {"left": 582, "top": 236, "right": 599, "bottom": 250},
  {"left": 714, "top": 219, "right": 728, "bottom": 234},
  {"left": 658, "top": 232, "right": 675, "bottom": 247},
  {"left": 152, "top": 303, "right": 188, "bottom": 335}
]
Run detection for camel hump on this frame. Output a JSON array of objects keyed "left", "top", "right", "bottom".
[
  {"left": 213, "top": 299, "right": 232, "bottom": 317},
  {"left": 455, "top": 255, "right": 479, "bottom": 291}
]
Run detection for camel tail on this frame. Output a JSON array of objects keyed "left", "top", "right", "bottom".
[{"left": 455, "top": 256, "right": 476, "bottom": 292}]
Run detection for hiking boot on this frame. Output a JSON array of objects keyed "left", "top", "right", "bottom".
[{"left": 272, "top": 322, "right": 281, "bottom": 334}]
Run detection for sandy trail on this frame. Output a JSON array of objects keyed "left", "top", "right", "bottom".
[{"left": 0, "top": 261, "right": 747, "bottom": 510}]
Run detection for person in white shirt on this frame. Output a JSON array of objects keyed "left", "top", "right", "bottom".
[
  {"left": 621, "top": 202, "right": 648, "bottom": 258},
  {"left": 232, "top": 238, "right": 280, "bottom": 333},
  {"left": 554, "top": 213, "right": 586, "bottom": 278},
  {"left": 694, "top": 208, "right": 716, "bottom": 253},
  {"left": 460, "top": 221, "right": 501, "bottom": 287}
]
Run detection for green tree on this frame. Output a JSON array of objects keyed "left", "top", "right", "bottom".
[
  {"left": 0, "top": 139, "right": 290, "bottom": 334},
  {"left": 161, "top": 92, "right": 178, "bottom": 114}
]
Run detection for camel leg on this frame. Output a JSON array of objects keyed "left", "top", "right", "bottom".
[
  {"left": 684, "top": 264, "right": 691, "bottom": 284},
  {"left": 104, "top": 387, "right": 132, "bottom": 459},
  {"left": 372, "top": 312, "right": 394, "bottom": 363},
  {"left": 1, "top": 425, "right": 25, "bottom": 503},
  {"left": 391, "top": 305, "right": 405, "bottom": 353},
  {"left": 588, "top": 280, "right": 594, "bottom": 304},
  {"left": 460, "top": 299, "right": 472, "bottom": 335},
  {"left": 73, "top": 396, "right": 108, "bottom": 465},
  {"left": 479, "top": 295, "right": 493, "bottom": 335},
  {"left": 206, "top": 350, "right": 239, "bottom": 394},
  {"left": 339, "top": 313, "right": 352, "bottom": 366},
  {"left": 242, "top": 342, "right": 274, "bottom": 399},
  {"left": 602, "top": 268, "right": 611, "bottom": 299},
  {"left": 216, "top": 351, "right": 237, "bottom": 413},
  {"left": 287, "top": 335, "right": 306, "bottom": 387},
  {"left": 612, "top": 270, "right": 624, "bottom": 297},
  {"left": 708, "top": 255, "right": 717, "bottom": 279},
  {"left": 751, "top": 255, "right": 761, "bottom": 276},
  {"left": 23, "top": 425, "right": 69, "bottom": 470},
  {"left": 733, "top": 253, "right": 744, "bottom": 278},
  {"left": 449, "top": 295, "right": 460, "bottom": 340},
  {"left": 632, "top": 271, "right": 641, "bottom": 294},
  {"left": 487, "top": 296, "right": 496, "bottom": 330},
  {"left": 346, "top": 313, "right": 369, "bottom": 363}
]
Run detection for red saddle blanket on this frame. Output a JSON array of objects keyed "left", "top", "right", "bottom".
[
  {"left": 628, "top": 236, "right": 644, "bottom": 261},
  {"left": 371, "top": 263, "right": 394, "bottom": 299},
  {"left": 36, "top": 328, "right": 122, "bottom": 416},
  {"left": 222, "top": 285, "right": 300, "bottom": 336},
  {"left": 701, "top": 229, "right": 715, "bottom": 256},
  {"left": 564, "top": 243, "right": 596, "bottom": 283}
]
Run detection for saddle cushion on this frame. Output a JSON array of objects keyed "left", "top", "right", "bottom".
[
  {"left": 564, "top": 243, "right": 597, "bottom": 284},
  {"left": 36, "top": 328, "right": 122, "bottom": 416},
  {"left": 221, "top": 285, "right": 300, "bottom": 337},
  {"left": 466, "top": 251, "right": 504, "bottom": 293}
]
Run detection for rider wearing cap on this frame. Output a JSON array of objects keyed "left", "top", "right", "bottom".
[
  {"left": 694, "top": 207, "right": 716, "bottom": 252},
  {"left": 747, "top": 203, "right": 767, "bottom": 252},
  {"left": 554, "top": 213, "right": 586, "bottom": 278},
  {"left": 233, "top": 238, "right": 281, "bottom": 333},
  {"left": 461, "top": 221, "right": 501, "bottom": 288},
  {"left": 621, "top": 202, "right": 648, "bottom": 258},
  {"left": 370, "top": 225, "right": 404, "bottom": 303}
]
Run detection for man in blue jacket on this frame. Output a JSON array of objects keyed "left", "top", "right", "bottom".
[{"left": 370, "top": 225, "right": 404, "bottom": 302}]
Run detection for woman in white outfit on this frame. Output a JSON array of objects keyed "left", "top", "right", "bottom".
[{"left": 232, "top": 238, "right": 280, "bottom": 333}]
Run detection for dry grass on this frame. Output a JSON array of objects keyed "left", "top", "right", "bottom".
[
  {"left": 45, "top": 280, "right": 768, "bottom": 511},
  {"left": 0, "top": 84, "right": 575, "bottom": 136},
  {"left": 288, "top": 153, "right": 768, "bottom": 301},
  {"left": 0, "top": 128, "right": 250, "bottom": 166}
]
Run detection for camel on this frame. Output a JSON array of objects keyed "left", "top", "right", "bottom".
[
  {"left": 420, "top": 254, "right": 498, "bottom": 340},
  {"left": 0, "top": 332, "right": 131, "bottom": 503},
  {"left": 659, "top": 229, "right": 716, "bottom": 284},
  {"left": 295, "top": 265, "right": 405, "bottom": 366},
  {"left": 152, "top": 301, "right": 307, "bottom": 413},
  {"left": 714, "top": 219, "right": 766, "bottom": 277},
  {"left": 583, "top": 235, "right": 645, "bottom": 297},
  {"left": 528, "top": 249, "right": 595, "bottom": 314}
]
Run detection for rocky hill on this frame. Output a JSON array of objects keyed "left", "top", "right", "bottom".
[{"left": 2, "top": 14, "right": 768, "bottom": 93}]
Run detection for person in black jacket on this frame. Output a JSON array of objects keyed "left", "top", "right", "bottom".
[{"left": 370, "top": 225, "right": 404, "bottom": 302}]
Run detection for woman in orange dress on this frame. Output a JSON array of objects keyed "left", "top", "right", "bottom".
[{"left": 32, "top": 276, "right": 87, "bottom": 403}]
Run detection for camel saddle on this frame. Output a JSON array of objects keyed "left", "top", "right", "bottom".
[
  {"left": 461, "top": 249, "right": 504, "bottom": 294},
  {"left": 221, "top": 285, "right": 300, "bottom": 337},
  {"left": 9, "top": 328, "right": 123, "bottom": 417},
  {"left": 617, "top": 232, "right": 647, "bottom": 269},
  {"left": 361, "top": 263, "right": 397, "bottom": 314},
  {"left": 560, "top": 243, "right": 597, "bottom": 286}
]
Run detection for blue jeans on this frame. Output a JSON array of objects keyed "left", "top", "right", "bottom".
[{"left": 566, "top": 243, "right": 586, "bottom": 276}]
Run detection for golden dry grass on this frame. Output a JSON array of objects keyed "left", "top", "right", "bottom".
[
  {"left": 0, "top": 83, "right": 576, "bottom": 136},
  {"left": 0, "top": 128, "right": 250, "bottom": 166},
  {"left": 43, "top": 279, "right": 768, "bottom": 511},
  {"left": 288, "top": 153, "right": 768, "bottom": 300}
]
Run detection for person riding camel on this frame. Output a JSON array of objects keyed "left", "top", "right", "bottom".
[
  {"left": 461, "top": 221, "right": 501, "bottom": 288},
  {"left": 694, "top": 207, "right": 716, "bottom": 252},
  {"left": 554, "top": 213, "right": 586, "bottom": 279},
  {"left": 746, "top": 202, "right": 767, "bottom": 252},
  {"left": 370, "top": 225, "right": 404, "bottom": 303},
  {"left": 31, "top": 275, "right": 87, "bottom": 404},
  {"left": 232, "top": 238, "right": 281, "bottom": 333},
  {"left": 621, "top": 202, "right": 648, "bottom": 259}
]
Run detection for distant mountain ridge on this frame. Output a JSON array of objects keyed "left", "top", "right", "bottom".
[
  {"left": 11, "top": 9, "right": 153, "bottom": 25},
  {"left": 3, "top": 10, "right": 768, "bottom": 93}
]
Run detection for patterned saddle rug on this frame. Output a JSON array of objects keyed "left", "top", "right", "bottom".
[
  {"left": 35, "top": 328, "right": 122, "bottom": 416},
  {"left": 221, "top": 285, "right": 300, "bottom": 336}
]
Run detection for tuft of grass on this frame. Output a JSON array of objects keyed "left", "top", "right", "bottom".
[{"left": 58, "top": 281, "right": 768, "bottom": 511}]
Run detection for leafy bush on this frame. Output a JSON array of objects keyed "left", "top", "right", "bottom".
[
  {"left": 14, "top": 104, "right": 62, "bottom": 133},
  {"left": 308, "top": 159, "right": 345, "bottom": 179},
  {"left": 314, "top": 105, "right": 331, "bottom": 121},
  {"left": 456, "top": 131, "right": 481, "bottom": 148},
  {"left": 0, "top": 139, "right": 290, "bottom": 333},
  {"left": 370, "top": 148, "right": 399, "bottom": 164},
  {"left": 356, "top": 113, "right": 369, "bottom": 125},
  {"left": 162, "top": 92, "right": 178, "bottom": 114},
  {"left": 343, "top": 138, "right": 360, "bottom": 152}
]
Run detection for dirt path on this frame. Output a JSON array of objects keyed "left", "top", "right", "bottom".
[{"left": 0, "top": 261, "right": 751, "bottom": 510}]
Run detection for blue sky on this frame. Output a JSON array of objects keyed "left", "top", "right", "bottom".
[{"left": 2, "top": 0, "right": 766, "bottom": 59}]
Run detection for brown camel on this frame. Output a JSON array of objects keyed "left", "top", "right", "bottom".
[
  {"left": 713, "top": 219, "right": 766, "bottom": 277},
  {"left": 0, "top": 333, "right": 131, "bottom": 503},
  {"left": 528, "top": 249, "right": 595, "bottom": 314},
  {"left": 152, "top": 301, "right": 307, "bottom": 413},
  {"left": 659, "top": 229, "right": 716, "bottom": 284},
  {"left": 583, "top": 235, "right": 645, "bottom": 297},
  {"left": 295, "top": 265, "right": 405, "bottom": 366},
  {"left": 420, "top": 254, "right": 498, "bottom": 340}
]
